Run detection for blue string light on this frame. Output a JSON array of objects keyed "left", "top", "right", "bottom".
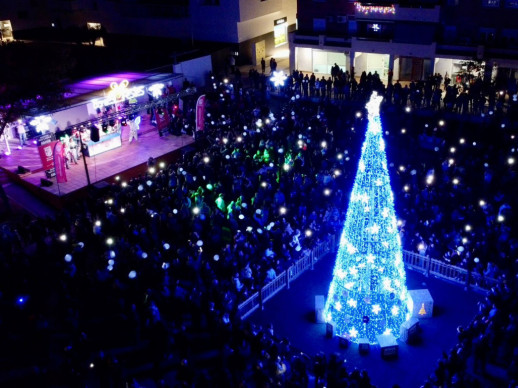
[{"left": 324, "top": 92, "right": 411, "bottom": 344}]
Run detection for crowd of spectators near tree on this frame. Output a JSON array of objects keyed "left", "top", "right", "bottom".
[
  {"left": 249, "top": 62, "right": 518, "bottom": 121},
  {"left": 0, "top": 64, "right": 518, "bottom": 387}
]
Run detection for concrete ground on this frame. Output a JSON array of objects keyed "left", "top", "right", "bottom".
[{"left": 249, "top": 252, "right": 487, "bottom": 388}]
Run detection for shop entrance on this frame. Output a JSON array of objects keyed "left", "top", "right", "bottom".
[
  {"left": 354, "top": 53, "right": 390, "bottom": 81},
  {"left": 253, "top": 40, "right": 266, "bottom": 67}
]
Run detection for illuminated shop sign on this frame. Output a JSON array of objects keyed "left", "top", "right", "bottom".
[
  {"left": 275, "top": 17, "right": 287, "bottom": 26},
  {"left": 274, "top": 17, "right": 287, "bottom": 47},
  {"left": 92, "top": 80, "right": 145, "bottom": 109},
  {"left": 354, "top": 2, "right": 396, "bottom": 15}
]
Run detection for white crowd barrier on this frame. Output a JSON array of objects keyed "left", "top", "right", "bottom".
[
  {"left": 288, "top": 253, "right": 312, "bottom": 283},
  {"left": 261, "top": 270, "right": 288, "bottom": 305},
  {"left": 237, "top": 291, "right": 261, "bottom": 320},
  {"left": 237, "top": 233, "right": 340, "bottom": 319},
  {"left": 238, "top": 233, "right": 499, "bottom": 320},
  {"left": 401, "top": 250, "right": 429, "bottom": 276},
  {"left": 401, "top": 250, "right": 499, "bottom": 292},
  {"left": 428, "top": 258, "right": 468, "bottom": 285}
]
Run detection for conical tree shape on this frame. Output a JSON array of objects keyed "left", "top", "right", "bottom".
[{"left": 323, "top": 92, "right": 410, "bottom": 344}]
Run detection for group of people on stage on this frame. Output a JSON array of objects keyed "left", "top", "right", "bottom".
[
  {"left": 1, "top": 112, "right": 142, "bottom": 166},
  {"left": 57, "top": 115, "right": 141, "bottom": 169}
]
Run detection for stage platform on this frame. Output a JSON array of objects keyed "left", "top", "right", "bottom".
[{"left": 0, "top": 114, "right": 195, "bottom": 209}]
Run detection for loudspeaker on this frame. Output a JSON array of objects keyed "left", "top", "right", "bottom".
[
  {"left": 92, "top": 180, "right": 110, "bottom": 194},
  {"left": 16, "top": 166, "right": 30, "bottom": 174},
  {"left": 90, "top": 126, "right": 100, "bottom": 142},
  {"left": 40, "top": 178, "right": 53, "bottom": 187}
]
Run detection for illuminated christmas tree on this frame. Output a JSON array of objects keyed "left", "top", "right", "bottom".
[{"left": 324, "top": 92, "right": 411, "bottom": 344}]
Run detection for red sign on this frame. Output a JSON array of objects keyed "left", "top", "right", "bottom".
[
  {"left": 53, "top": 141, "right": 67, "bottom": 183},
  {"left": 38, "top": 140, "right": 57, "bottom": 171},
  {"left": 195, "top": 95, "right": 206, "bottom": 131},
  {"left": 154, "top": 108, "right": 171, "bottom": 132}
]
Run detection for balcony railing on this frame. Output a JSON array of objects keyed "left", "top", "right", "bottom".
[{"left": 293, "top": 33, "right": 351, "bottom": 49}]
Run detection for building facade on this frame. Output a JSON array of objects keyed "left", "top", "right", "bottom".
[
  {"left": 2, "top": 0, "right": 296, "bottom": 66},
  {"left": 290, "top": 0, "right": 518, "bottom": 83}
]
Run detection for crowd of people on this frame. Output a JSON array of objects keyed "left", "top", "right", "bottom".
[
  {"left": 273, "top": 65, "right": 518, "bottom": 121},
  {"left": 0, "top": 64, "right": 518, "bottom": 387},
  {"left": 265, "top": 65, "right": 518, "bottom": 285}
]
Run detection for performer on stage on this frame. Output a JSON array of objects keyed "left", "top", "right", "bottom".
[
  {"left": 64, "top": 137, "right": 78, "bottom": 168},
  {"left": 128, "top": 116, "right": 141, "bottom": 143},
  {"left": 17, "top": 120, "right": 27, "bottom": 148},
  {"left": 68, "top": 136, "right": 80, "bottom": 163}
]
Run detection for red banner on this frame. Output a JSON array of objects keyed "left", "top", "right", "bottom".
[
  {"left": 195, "top": 95, "right": 206, "bottom": 132},
  {"left": 53, "top": 141, "right": 67, "bottom": 183},
  {"left": 38, "top": 140, "right": 57, "bottom": 171}
]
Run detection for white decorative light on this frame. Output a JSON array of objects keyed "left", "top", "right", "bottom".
[
  {"left": 148, "top": 83, "right": 165, "bottom": 98},
  {"left": 30, "top": 115, "right": 52, "bottom": 133},
  {"left": 270, "top": 71, "right": 287, "bottom": 87},
  {"left": 92, "top": 80, "right": 145, "bottom": 109}
]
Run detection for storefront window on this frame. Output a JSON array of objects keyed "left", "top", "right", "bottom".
[{"left": 312, "top": 50, "right": 346, "bottom": 74}]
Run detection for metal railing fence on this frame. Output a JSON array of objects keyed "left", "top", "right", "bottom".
[{"left": 238, "top": 233, "right": 498, "bottom": 319}]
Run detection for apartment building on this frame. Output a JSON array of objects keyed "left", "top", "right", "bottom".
[
  {"left": 290, "top": 0, "right": 518, "bottom": 82},
  {"left": 1, "top": 0, "right": 296, "bottom": 66}
]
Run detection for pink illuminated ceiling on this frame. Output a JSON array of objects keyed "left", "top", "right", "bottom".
[
  {"left": 64, "top": 72, "right": 146, "bottom": 99},
  {"left": 63, "top": 72, "right": 179, "bottom": 105}
]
